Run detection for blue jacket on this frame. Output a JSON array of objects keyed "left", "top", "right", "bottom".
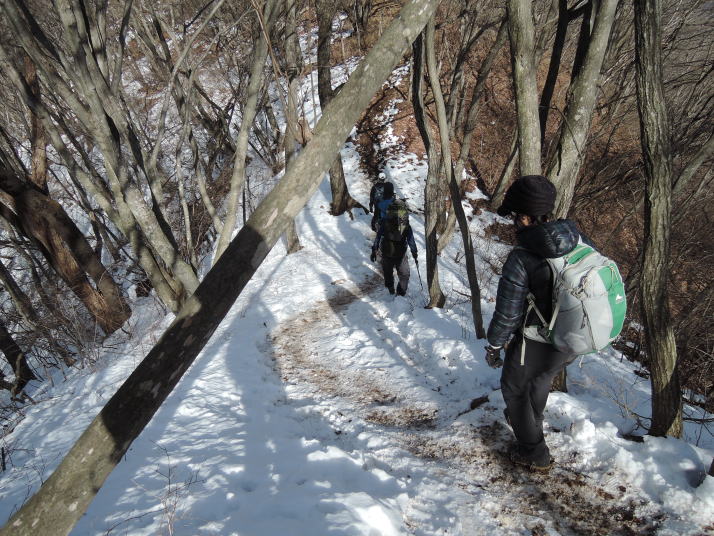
[{"left": 375, "top": 197, "right": 393, "bottom": 220}]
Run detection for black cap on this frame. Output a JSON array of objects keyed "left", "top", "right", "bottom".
[{"left": 497, "top": 175, "right": 557, "bottom": 217}]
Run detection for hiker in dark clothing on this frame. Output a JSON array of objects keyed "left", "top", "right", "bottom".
[
  {"left": 485, "top": 175, "right": 593, "bottom": 471},
  {"left": 369, "top": 173, "right": 391, "bottom": 231},
  {"left": 370, "top": 184, "right": 418, "bottom": 296}
]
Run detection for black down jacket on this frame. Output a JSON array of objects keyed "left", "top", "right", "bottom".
[{"left": 487, "top": 219, "right": 587, "bottom": 348}]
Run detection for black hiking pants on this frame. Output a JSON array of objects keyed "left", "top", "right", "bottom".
[
  {"left": 501, "top": 334, "right": 573, "bottom": 463},
  {"left": 381, "top": 253, "right": 410, "bottom": 294}
]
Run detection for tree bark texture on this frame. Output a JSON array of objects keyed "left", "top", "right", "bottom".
[
  {"left": 491, "top": 131, "right": 519, "bottom": 208},
  {"left": 412, "top": 32, "right": 446, "bottom": 309},
  {"left": 634, "top": 0, "right": 682, "bottom": 438},
  {"left": 424, "top": 18, "right": 486, "bottom": 337},
  {"left": 539, "top": 0, "right": 568, "bottom": 142},
  {"left": 0, "top": 165, "right": 130, "bottom": 334},
  {"left": 316, "top": 0, "right": 366, "bottom": 217},
  {"left": 454, "top": 18, "right": 508, "bottom": 187},
  {"left": 548, "top": 0, "right": 619, "bottom": 218},
  {"left": 0, "top": 2, "right": 440, "bottom": 533},
  {"left": 0, "top": 319, "right": 37, "bottom": 396},
  {"left": 213, "top": 0, "right": 278, "bottom": 262},
  {"left": 446, "top": 17, "right": 508, "bottom": 248},
  {"left": 283, "top": 0, "right": 303, "bottom": 255},
  {"left": 0, "top": 0, "right": 199, "bottom": 310},
  {"left": 507, "top": 0, "right": 542, "bottom": 175},
  {"left": 23, "top": 55, "right": 48, "bottom": 192}
]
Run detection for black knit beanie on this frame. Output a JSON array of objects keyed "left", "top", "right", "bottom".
[{"left": 497, "top": 175, "right": 557, "bottom": 217}]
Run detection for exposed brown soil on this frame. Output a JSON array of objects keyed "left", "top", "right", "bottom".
[{"left": 269, "top": 276, "right": 668, "bottom": 536}]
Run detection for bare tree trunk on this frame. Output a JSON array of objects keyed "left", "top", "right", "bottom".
[
  {"left": 454, "top": 18, "right": 508, "bottom": 186},
  {"left": 412, "top": 32, "right": 446, "bottom": 308},
  {"left": 424, "top": 18, "right": 486, "bottom": 337},
  {"left": 548, "top": 0, "right": 619, "bottom": 218},
  {"left": 634, "top": 0, "right": 682, "bottom": 438},
  {"left": 491, "top": 132, "right": 519, "bottom": 208},
  {"left": 444, "top": 16, "right": 507, "bottom": 246},
  {"left": 23, "top": 55, "right": 48, "bottom": 192},
  {"left": 0, "top": 2, "right": 440, "bottom": 533},
  {"left": 0, "top": 0, "right": 199, "bottom": 310},
  {"left": 507, "top": 0, "right": 541, "bottom": 175},
  {"left": 0, "top": 319, "right": 38, "bottom": 396},
  {"left": 214, "top": 0, "right": 278, "bottom": 262},
  {"left": 539, "top": 0, "right": 568, "bottom": 141},
  {"left": 0, "top": 258, "right": 75, "bottom": 367},
  {"left": 0, "top": 165, "right": 130, "bottom": 334},
  {"left": 316, "top": 0, "right": 367, "bottom": 217},
  {"left": 0, "top": 259, "right": 37, "bottom": 328},
  {"left": 283, "top": 0, "right": 303, "bottom": 255}
]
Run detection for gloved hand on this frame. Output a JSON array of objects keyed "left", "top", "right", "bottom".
[
  {"left": 484, "top": 345, "right": 503, "bottom": 368},
  {"left": 370, "top": 250, "right": 377, "bottom": 262}
]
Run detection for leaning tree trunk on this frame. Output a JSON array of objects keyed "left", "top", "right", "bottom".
[
  {"left": 0, "top": 166, "right": 130, "bottom": 334},
  {"left": 283, "top": 0, "right": 303, "bottom": 255},
  {"left": 23, "top": 55, "right": 48, "bottom": 192},
  {"left": 412, "top": 32, "right": 446, "bottom": 308},
  {"left": 0, "top": 3, "right": 441, "bottom": 534},
  {"left": 548, "top": 0, "right": 619, "bottom": 218},
  {"left": 0, "top": 319, "right": 37, "bottom": 396},
  {"left": 634, "top": 0, "right": 682, "bottom": 438},
  {"left": 539, "top": 0, "right": 568, "bottom": 141},
  {"left": 424, "top": 17, "right": 486, "bottom": 337},
  {"left": 213, "top": 0, "right": 279, "bottom": 263},
  {"left": 316, "top": 0, "right": 366, "bottom": 217},
  {"left": 440, "top": 17, "right": 508, "bottom": 252},
  {"left": 492, "top": 131, "right": 519, "bottom": 208},
  {"left": 507, "top": 0, "right": 541, "bottom": 175}
]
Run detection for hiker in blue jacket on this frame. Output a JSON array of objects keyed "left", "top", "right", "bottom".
[
  {"left": 485, "top": 175, "right": 593, "bottom": 471},
  {"left": 370, "top": 183, "right": 417, "bottom": 296}
]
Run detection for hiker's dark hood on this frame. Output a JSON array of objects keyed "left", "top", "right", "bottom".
[{"left": 516, "top": 219, "right": 580, "bottom": 258}]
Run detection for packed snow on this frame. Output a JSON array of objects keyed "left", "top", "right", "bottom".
[{"left": 1, "top": 63, "right": 713, "bottom": 536}]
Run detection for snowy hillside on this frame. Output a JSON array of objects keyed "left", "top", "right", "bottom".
[{"left": 1, "top": 135, "right": 713, "bottom": 535}]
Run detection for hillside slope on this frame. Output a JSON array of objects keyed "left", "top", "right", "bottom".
[{"left": 1, "top": 137, "right": 713, "bottom": 535}]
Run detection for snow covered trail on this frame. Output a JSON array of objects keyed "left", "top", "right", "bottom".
[
  {"left": 3, "top": 148, "right": 712, "bottom": 535},
  {"left": 267, "top": 262, "right": 672, "bottom": 536}
]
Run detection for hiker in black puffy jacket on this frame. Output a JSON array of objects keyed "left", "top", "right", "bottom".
[
  {"left": 370, "top": 183, "right": 418, "bottom": 296},
  {"left": 485, "top": 175, "right": 593, "bottom": 472}
]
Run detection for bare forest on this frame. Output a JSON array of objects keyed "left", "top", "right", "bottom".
[{"left": 0, "top": 0, "right": 712, "bottom": 533}]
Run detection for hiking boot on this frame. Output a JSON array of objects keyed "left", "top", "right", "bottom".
[
  {"left": 396, "top": 284, "right": 406, "bottom": 296},
  {"left": 387, "top": 285, "right": 395, "bottom": 295},
  {"left": 508, "top": 447, "right": 554, "bottom": 472}
]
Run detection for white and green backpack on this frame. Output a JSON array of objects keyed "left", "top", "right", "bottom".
[{"left": 522, "top": 241, "right": 626, "bottom": 361}]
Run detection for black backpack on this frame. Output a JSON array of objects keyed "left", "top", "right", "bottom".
[
  {"left": 373, "top": 181, "right": 392, "bottom": 205},
  {"left": 380, "top": 200, "right": 409, "bottom": 258},
  {"left": 373, "top": 183, "right": 386, "bottom": 204}
]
